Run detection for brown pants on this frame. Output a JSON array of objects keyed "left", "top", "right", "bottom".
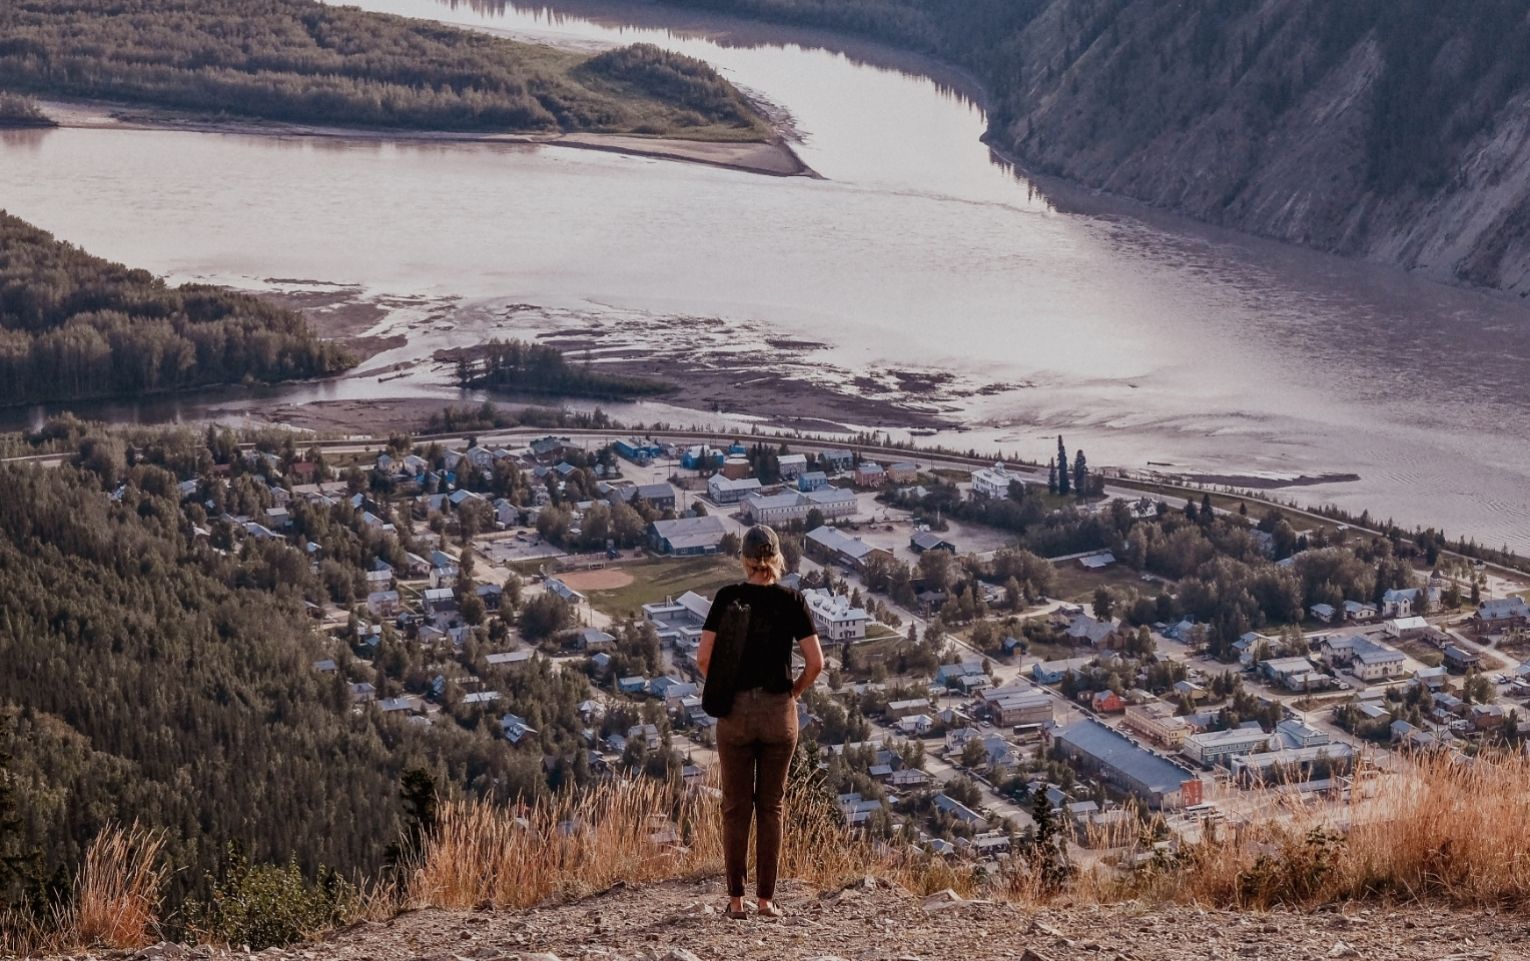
[{"left": 716, "top": 688, "right": 798, "bottom": 900}]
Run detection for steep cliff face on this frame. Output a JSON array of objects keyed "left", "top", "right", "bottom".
[{"left": 987, "top": 0, "right": 1530, "bottom": 295}]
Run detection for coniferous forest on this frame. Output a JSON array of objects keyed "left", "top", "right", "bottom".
[
  {"left": 0, "top": 0, "right": 763, "bottom": 137},
  {"left": 0, "top": 212, "right": 352, "bottom": 406}
]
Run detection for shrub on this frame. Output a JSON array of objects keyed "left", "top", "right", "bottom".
[{"left": 186, "top": 848, "right": 354, "bottom": 949}]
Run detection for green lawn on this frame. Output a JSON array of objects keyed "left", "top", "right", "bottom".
[{"left": 583, "top": 555, "right": 742, "bottom": 619}]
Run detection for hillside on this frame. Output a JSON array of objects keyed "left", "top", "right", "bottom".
[
  {"left": 0, "top": 0, "right": 765, "bottom": 140},
  {"left": 0, "top": 211, "right": 351, "bottom": 405},
  {"left": 666, "top": 0, "right": 1530, "bottom": 294},
  {"left": 109, "top": 877, "right": 1528, "bottom": 961}
]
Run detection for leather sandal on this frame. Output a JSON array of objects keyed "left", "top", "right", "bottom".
[
  {"left": 726, "top": 903, "right": 749, "bottom": 919},
  {"left": 756, "top": 902, "right": 785, "bottom": 920}
]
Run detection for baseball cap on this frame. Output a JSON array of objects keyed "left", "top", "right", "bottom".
[{"left": 741, "top": 524, "right": 780, "bottom": 559}]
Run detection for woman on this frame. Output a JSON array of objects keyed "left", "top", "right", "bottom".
[{"left": 698, "top": 523, "right": 824, "bottom": 920}]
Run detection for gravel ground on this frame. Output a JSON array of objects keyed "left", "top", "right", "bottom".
[{"left": 93, "top": 876, "right": 1530, "bottom": 961}]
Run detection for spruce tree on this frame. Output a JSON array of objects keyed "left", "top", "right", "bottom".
[
  {"left": 1056, "top": 436, "right": 1070, "bottom": 496},
  {"left": 1047, "top": 458, "right": 1058, "bottom": 495},
  {"left": 1073, "top": 449, "right": 1088, "bottom": 498}
]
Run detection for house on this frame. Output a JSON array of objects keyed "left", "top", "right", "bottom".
[
  {"left": 1091, "top": 690, "right": 1125, "bottom": 714},
  {"left": 575, "top": 627, "right": 616, "bottom": 652},
  {"left": 349, "top": 681, "right": 376, "bottom": 703},
  {"left": 628, "top": 723, "right": 662, "bottom": 750},
  {"left": 1476, "top": 597, "right": 1530, "bottom": 630},
  {"left": 910, "top": 530, "right": 956, "bottom": 554},
  {"left": 485, "top": 649, "right": 535, "bottom": 668},
  {"left": 608, "top": 482, "right": 678, "bottom": 513},
  {"left": 820, "top": 449, "right": 855, "bottom": 472},
  {"left": 1032, "top": 656, "right": 1097, "bottom": 685},
  {"left": 1442, "top": 643, "right": 1482, "bottom": 672},
  {"left": 933, "top": 793, "right": 987, "bottom": 827},
  {"left": 896, "top": 713, "right": 935, "bottom": 736},
  {"left": 969, "top": 462, "right": 1025, "bottom": 499},
  {"left": 1384, "top": 616, "right": 1429, "bottom": 639},
  {"left": 648, "top": 515, "right": 727, "bottom": 555},
  {"left": 1050, "top": 717, "right": 1193, "bottom": 809},
  {"left": 797, "top": 471, "right": 829, "bottom": 492},
  {"left": 501, "top": 713, "right": 537, "bottom": 744},
  {"left": 1077, "top": 551, "right": 1117, "bottom": 571},
  {"left": 886, "top": 462, "right": 918, "bottom": 483},
  {"left": 1065, "top": 613, "right": 1120, "bottom": 647},
  {"left": 1471, "top": 703, "right": 1506, "bottom": 731},
  {"left": 853, "top": 462, "right": 886, "bottom": 487},
  {"left": 706, "top": 474, "right": 762, "bottom": 504},
  {"left": 616, "top": 676, "right": 647, "bottom": 695},
  {"left": 1321, "top": 634, "right": 1406, "bottom": 680},
  {"left": 538, "top": 580, "right": 581, "bottom": 610},
  {"left": 1123, "top": 701, "right": 1189, "bottom": 748},
  {"left": 805, "top": 525, "right": 891, "bottom": 573},
  {"left": 885, "top": 698, "right": 931, "bottom": 720},
  {"left": 935, "top": 660, "right": 986, "bottom": 690},
  {"left": 1380, "top": 588, "right": 1421, "bottom": 619},
  {"left": 366, "top": 590, "right": 401, "bottom": 617},
  {"left": 1275, "top": 718, "right": 1330, "bottom": 749},
  {"left": 803, "top": 588, "right": 870, "bottom": 641},
  {"left": 1309, "top": 603, "right": 1337, "bottom": 624},
  {"left": 1342, "top": 600, "right": 1379, "bottom": 622},
  {"left": 680, "top": 445, "right": 723, "bottom": 471},
  {"left": 1414, "top": 664, "right": 1449, "bottom": 689},
  {"left": 777, "top": 453, "right": 808, "bottom": 479},
  {"left": 1258, "top": 656, "right": 1329, "bottom": 692}
]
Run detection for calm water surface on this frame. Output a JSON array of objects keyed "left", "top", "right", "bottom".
[{"left": 1, "top": 0, "right": 1527, "bottom": 549}]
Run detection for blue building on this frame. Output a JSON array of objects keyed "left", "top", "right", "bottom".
[
  {"left": 798, "top": 471, "right": 829, "bottom": 492},
  {"left": 615, "top": 437, "right": 664, "bottom": 464}
]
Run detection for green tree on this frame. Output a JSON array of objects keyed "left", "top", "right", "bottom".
[{"left": 1056, "top": 437, "right": 1070, "bottom": 496}]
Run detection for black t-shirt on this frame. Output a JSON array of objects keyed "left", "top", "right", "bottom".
[{"left": 703, "top": 582, "right": 817, "bottom": 694}]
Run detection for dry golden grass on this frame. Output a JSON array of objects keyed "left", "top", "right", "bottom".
[
  {"left": 1, "top": 822, "right": 165, "bottom": 957},
  {"left": 1103, "top": 749, "right": 1530, "bottom": 910},
  {"left": 403, "top": 774, "right": 880, "bottom": 911},
  {"left": 70, "top": 823, "right": 167, "bottom": 949}
]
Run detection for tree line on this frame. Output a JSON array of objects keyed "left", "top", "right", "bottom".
[
  {"left": 456, "top": 338, "right": 672, "bottom": 400},
  {"left": 0, "top": 0, "right": 762, "bottom": 136},
  {"left": 0, "top": 211, "right": 351, "bottom": 405}
]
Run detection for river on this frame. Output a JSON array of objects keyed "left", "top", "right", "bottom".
[{"left": 1, "top": 0, "right": 1527, "bottom": 551}]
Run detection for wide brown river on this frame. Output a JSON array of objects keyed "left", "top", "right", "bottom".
[{"left": 2, "top": 0, "right": 1528, "bottom": 551}]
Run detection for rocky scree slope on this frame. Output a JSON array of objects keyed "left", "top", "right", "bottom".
[{"left": 100, "top": 877, "right": 1530, "bottom": 961}]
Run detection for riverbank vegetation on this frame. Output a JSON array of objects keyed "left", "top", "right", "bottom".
[
  {"left": 0, "top": 92, "right": 52, "bottom": 127},
  {"left": 0, "top": 212, "right": 351, "bottom": 406},
  {"left": 454, "top": 339, "right": 673, "bottom": 400},
  {"left": 0, "top": 0, "right": 765, "bottom": 140}
]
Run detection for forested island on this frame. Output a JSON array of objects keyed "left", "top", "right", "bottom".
[
  {"left": 454, "top": 338, "right": 674, "bottom": 400},
  {"left": 0, "top": 0, "right": 764, "bottom": 140},
  {"left": 666, "top": 0, "right": 1530, "bottom": 294},
  {"left": 0, "top": 212, "right": 351, "bottom": 405}
]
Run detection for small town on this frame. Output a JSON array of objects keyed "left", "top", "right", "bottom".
[{"left": 157, "top": 423, "right": 1530, "bottom": 872}]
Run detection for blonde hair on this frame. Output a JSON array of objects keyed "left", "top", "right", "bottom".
[{"left": 742, "top": 552, "right": 785, "bottom": 582}]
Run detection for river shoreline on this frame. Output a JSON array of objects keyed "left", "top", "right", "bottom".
[{"left": 35, "top": 98, "right": 812, "bottom": 178}]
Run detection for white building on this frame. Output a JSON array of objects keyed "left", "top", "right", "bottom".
[
  {"left": 1182, "top": 727, "right": 1275, "bottom": 767},
  {"left": 707, "top": 474, "right": 762, "bottom": 504},
  {"left": 803, "top": 587, "right": 870, "bottom": 642},
  {"left": 970, "top": 462, "right": 1026, "bottom": 499}
]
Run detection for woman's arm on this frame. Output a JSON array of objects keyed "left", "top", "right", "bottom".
[
  {"left": 697, "top": 629, "right": 716, "bottom": 678},
  {"left": 792, "top": 633, "right": 824, "bottom": 699}
]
